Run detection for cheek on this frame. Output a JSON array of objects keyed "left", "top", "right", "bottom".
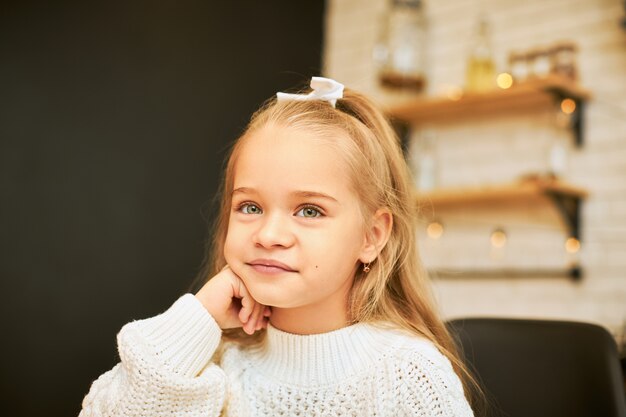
[
  {"left": 311, "top": 222, "right": 363, "bottom": 270},
  {"left": 223, "top": 234, "right": 233, "bottom": 260},
  {"left": 223, "top": 219, "right": 240, "bottom": 260},
  {"left": 327, "top": 242, "right": 361, "bottom": 269}
]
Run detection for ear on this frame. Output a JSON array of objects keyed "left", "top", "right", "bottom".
[{"left": 359, "top": 208, "right": 393, "bottom": 263}]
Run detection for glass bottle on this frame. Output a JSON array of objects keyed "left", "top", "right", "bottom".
[
  {"left": 465, "top": 15, "right": 496, "bottom": 93},
  {"left": 531, "top": 47, "right": 551, "bottom": 79},
  {"left": 550, "top": 41, "right": 578, "bottom": 81},
  {"left": 415, "top": 129, "right": 437, "bottom": 191},
  {"left": 375, "top": 0, "right": 427, "bottom": 92},
  {"left": 508, "top": 50, "right": 528, "bottom": 84},
  {"left": 548, "top": 105, "right": 571, "bottom": 178}
]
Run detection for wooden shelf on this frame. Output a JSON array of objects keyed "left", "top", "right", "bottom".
[
  {"left": 387, "top": 75, "right": 591, "bottom": 145},
  {"left": 415, "top": 177, "right": 587, "bottom": 206},
  {"left": 428, "top": 266, "right": 582, "bottom": 281},
  {"left": 415, "top": 177, "right": 588, "bottom": 239},
  {"left": 388, "top": 74, "right": 590, "bottom": 123}
]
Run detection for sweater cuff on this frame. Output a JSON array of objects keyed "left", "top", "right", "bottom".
[{"left": 133, "top": 293, "right": 222, "bottom": 378}]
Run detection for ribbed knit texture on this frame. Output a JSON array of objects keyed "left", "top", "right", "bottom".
[{"left": 80, "top": 294, "right": 474, "bottom": 416}]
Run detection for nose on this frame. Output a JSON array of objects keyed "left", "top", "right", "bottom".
[{"left": 253, "top": 212, "right": 295, "bottom": 249}]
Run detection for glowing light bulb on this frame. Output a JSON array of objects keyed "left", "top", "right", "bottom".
[
  {"left": 490, "top": 228, "right": 507, "bottom": 248},
  {"left": 561, "top": 98, "right": 576, "bottom": 114},
  {"left": 565, "top": 237, "right": 580, "bottom": 253},
  {"left": 427, "top": 221, "right": 444, "bottom": 239},
  {"left": 496, "top": 72, "right": 513, "bottom": 89}
]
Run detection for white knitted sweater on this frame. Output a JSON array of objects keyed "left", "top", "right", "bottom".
[{"left": 79, "top": 294, "right": 474, "bottom": 416}]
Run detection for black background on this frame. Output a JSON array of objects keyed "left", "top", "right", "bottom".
[{"left": 0, "top": 1, "right": 325, "bottom": 415}]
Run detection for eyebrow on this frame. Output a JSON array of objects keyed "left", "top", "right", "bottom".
[{"left": 232, "top": 187, "right": 339, "bottom": 203}]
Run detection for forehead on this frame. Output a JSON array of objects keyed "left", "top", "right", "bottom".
[{"left": 233, "top": 124, "right": 353, "bottom": 197}]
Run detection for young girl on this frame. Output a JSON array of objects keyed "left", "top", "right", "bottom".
[{"left": 79, "top": 77, "right": 477, "bottom": 416}]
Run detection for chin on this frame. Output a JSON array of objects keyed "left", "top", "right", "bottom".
[
  {"left": 245, "top": 285, "right": 298, "bottom": 309},
  {"left": 245, "top": 288, "right": 284, "bottom": 307}
]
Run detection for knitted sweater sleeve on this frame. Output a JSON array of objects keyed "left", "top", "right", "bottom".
[
  {"left": 79, "top": 294, "right": 226, "bottom": 417},
  {"left": 397, "top": 348, "right": 475, "bottom": 417}
]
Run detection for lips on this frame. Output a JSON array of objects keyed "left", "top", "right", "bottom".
[{"left": 247, "top": 258, "right": 297, "bottom": 272}]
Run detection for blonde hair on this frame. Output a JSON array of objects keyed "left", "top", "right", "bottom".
[{"left": 194, "top": 82, "right": 483, "bottom": 412}]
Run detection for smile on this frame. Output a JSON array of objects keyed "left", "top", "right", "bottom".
[{"left": 247, "top": 259, "right": 297, "bottom": 274}]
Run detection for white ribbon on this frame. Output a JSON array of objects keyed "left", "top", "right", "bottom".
[{"left": 276, "top": 77, "right": 344, "bottom": 108}]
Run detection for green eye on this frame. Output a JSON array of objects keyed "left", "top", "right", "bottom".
[
  {"left": 297, "top": 206, "right": 321, "bottom": 218},
  {"left": 241, "top": 204, "right": 262, "bottom": 214}
]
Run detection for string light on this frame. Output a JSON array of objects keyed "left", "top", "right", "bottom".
[
  {"left": 427, "top": 221, "right": 444, "bottom": 239},
  {"left": 561, "top": 98, "right": 576, "bottom": 114},
  {"left": 496, "top": 72, "right": 513, "bottom": 89},
  {"left": 565, "top": 237, "right": 581, "bottom": 253},
  {"left": 419, "top": 217, "right": 593, "bottom": 258},
  {"left": 490, "top": 228, "right": 507, "bottom": 248}
]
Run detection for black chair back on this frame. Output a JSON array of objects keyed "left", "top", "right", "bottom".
[{"left": 447, "top": 318, "right": 626, "bottom": 417}]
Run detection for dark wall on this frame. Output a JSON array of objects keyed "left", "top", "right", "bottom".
[{"left": 0, "top": 2, "right": 325, "bottom": 415}]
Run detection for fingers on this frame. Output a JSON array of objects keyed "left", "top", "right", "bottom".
[
  {"left": 225, "top": 267, "right": 272, "bottom": 334},
  {"left": 232, "top": 275, "right": 271, "bottom": 335},
  {"left": 236, "top": 278, "right": 254, "bottom": 325},
  {"left": 198, "top": 265, "right": 272, "bottom": 333},
  {"left": 241, "top": 293, "right": 271, "bottom": 335},
  {"left": 253, "top": 305, "right": 272, "bottom": 332},
  {"left": 245, "top": 302, "right": 263, "bottom": 335}
]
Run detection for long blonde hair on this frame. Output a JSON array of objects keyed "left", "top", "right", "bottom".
[{"left": 194, "top": 82, "right": 483, "bottom": 412}]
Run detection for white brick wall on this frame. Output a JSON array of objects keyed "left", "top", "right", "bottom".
[{"left": 324, "top": 0, "right": 626, "bottom": 343}]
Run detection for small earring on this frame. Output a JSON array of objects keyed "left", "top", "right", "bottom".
[{"left": 362, "top": 262, "right": 371, "bottom": 273}]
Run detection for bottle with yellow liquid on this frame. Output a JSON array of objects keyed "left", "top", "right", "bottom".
[{"left": 465, "top": 15, "right": 496, "bottom": 93}]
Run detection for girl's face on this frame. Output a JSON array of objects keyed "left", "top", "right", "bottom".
[{"left": 224, "top": 123, "right": 368, "bottom": 323}]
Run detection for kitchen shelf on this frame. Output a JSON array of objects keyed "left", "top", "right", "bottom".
[
  {"left": 415, "top": 177, "right": 588, "bottom": 240},
  {"left": 388, "top": 74, "right": 591, "bottom": 145},
  {"left": 428, "top": 266, "right": 582, "bottom": 281},
  {"left": 391, "top": 75, "right": 592, "bottom": 280}
]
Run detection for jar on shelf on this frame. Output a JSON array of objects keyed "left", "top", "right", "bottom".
[
  {"left": 548, "top": 104, "right": 572, "bottom": 178},
  {"left": 409, "top": 129, "right": 438, "bottom": 191},
  {"left": 374, "top": 0, "right": 428, "bottom": 92},
  {"left": 530, "top": 47, "right": 551, "bottom": 79},
  {"left": 508, "top": 50, "right": 529, "bottom": 83},
  {"left": 550, "top": 41, "right": 578, "bottom": 81},
  {"left": 549, "top": 134, "right": 569, "bottom": 177}
]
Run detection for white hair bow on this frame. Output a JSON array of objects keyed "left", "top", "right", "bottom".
[{"left": 276, "top": 77, "right": 344, "bottom": 108}]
